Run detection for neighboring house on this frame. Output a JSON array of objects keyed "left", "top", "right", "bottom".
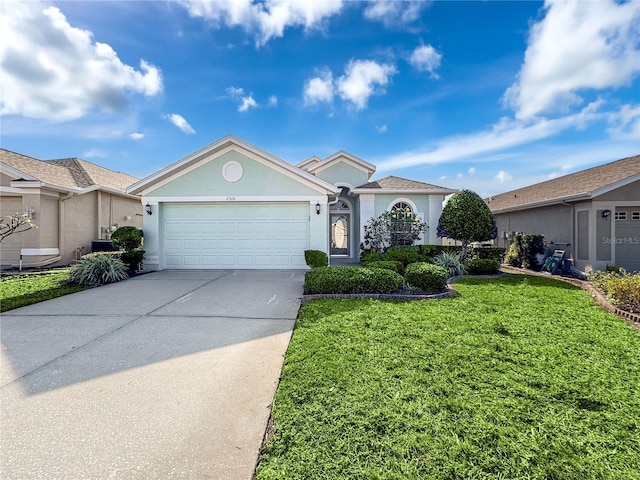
[
  {"left": 0, "top": 149, "right": 142, "bottom": 268},
  {"left": 127, "top": 135, "right": 455, "bottom": 270},
  {"left": 487, "top": 155, "right": 640, "bottom": 273}
]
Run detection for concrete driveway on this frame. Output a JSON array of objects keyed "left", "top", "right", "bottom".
[{"left": 1, "top": 269, "right": 303, "bottom": 479}]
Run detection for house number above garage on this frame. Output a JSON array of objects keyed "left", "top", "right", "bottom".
[{"left": 222, "top": 161, "right": 244, "bottom": 183}]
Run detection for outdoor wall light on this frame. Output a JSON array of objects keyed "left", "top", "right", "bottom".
[
  {"left": 24, "top": 207, "right": 34, "bottom": 219},
  {"left": 315, "top": 202, "right": 321, "bottom": 215},
  {"left": 145, "top": 203, "right": 153, "bottom": 215},
  {"left": 602, "top": 209, "right": 611, "bottom": 219}
]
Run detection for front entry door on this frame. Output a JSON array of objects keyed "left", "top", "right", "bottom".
[{"left": 330, "top": 214, "right": 350, "bottom": 256}]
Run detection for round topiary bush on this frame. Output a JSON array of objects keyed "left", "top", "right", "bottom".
[
  {"left": 464, "top": 258, "right": 500, "bottom": 275},
  {"left": 304, "top": 266, "right": 402, "bottom": 294},
  {"left": 404, "top": 263, "right": 448, "bottom": 292},
  {"left": 111, "top": 226, "right": 142, "bottom": 252},
  {"left": 364, "top": 260, "right": 404, "bottom": 275},
  {"left": 304, "top": 249, "right": 328, "bottom": 268}
]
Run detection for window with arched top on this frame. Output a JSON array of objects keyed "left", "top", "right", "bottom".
[
  {"left": 391, "top": 201, "right": 414, "bottom": 220},
  {"left": 390, "top": 201, "right": 416, "bottom": 246}
]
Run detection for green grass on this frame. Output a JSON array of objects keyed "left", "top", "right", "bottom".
[
  {"left": 256, "top": 275, "right": 640, "bottom": 480},
  {"left": 0, "top": 269, "right": 86, "bottom": 312}
]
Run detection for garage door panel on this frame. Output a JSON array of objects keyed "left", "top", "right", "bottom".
[{"left": 162, "top": 203, "right": 310, "bottom": 269}]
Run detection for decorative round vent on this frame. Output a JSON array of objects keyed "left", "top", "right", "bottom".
[{"left": 222, "top": 161, "right": 243, "bottom": 183}]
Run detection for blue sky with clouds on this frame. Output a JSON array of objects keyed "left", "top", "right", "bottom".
[{"left": 1, "top": 0, "right": 639, "bottom": 197}]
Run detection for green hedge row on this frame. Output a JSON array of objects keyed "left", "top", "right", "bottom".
[
  {"left": 305, "top": 267, "right": 402, "bottom": 294},
  {"left": 361, "top": 245, "right": 505, "bottom": 265}
]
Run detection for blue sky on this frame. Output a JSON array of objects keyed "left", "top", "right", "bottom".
[{"left": 1, "top": 0, "right": 639, "bottom": 197}]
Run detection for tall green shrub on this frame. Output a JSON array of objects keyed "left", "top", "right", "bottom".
[
  {"left": 506, "top": 233, "right": 545, "bottom": 270},
  {"left": 111, "top": 226, "right": 145, "bottom": 271},
  {"left": 436, "top": 190, "right": 497, "bottom": 259}
]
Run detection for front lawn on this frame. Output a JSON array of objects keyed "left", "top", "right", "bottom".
[
  {"left": 256, "top": 275, "right": 640, "bottom": 479},
  {"left": 0, "top": 270, "right": 86, "bottom": 312}
]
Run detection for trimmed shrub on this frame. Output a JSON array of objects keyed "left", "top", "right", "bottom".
[
  {"left": 304, "top": 266, "right": 402, "bottom": 294},
  {"left": 419, "top": 244, "right": 462, "bottom": 258},
  {"left": 69, "top": 253, "right": 129, "bottom": 287},
  {"left": 465, "top": 258, "right": 500, "bottom": 275},
  {"left": 470, "top": 246, "right": 506, "bottom": 263},
  {"left": 433, "top": 251, "right": 466, "bottom": 277},
  {"left": 365, "top": 260, "right": 404, "bottom": 275},
  {"left": 304, "top": 250, "right": 329, "bottom": 268},
  {"left": 383, "top": 246, "right": 423, "bottom": 267},
  {"left": 111, "top": 226, "right": 142, "bottom": 252},
  {"left": 360, "top": 249, "right": 383, "bottom": 265},
  {"left": 504, "top": 234, "right": 545, "bottom": 269},
  {"left": 404, "top": 263, "right": 448, "bottom": 292},
  {"left": 120, "top": 250, "right": 145, "bottom": 271}
]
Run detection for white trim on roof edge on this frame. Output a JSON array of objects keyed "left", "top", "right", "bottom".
[
  {"left": 351, "top": 187, "right": 457, "bottom": 195},
  {"left": 143, "top": 195, "right": 329, "bottom": 204},
  {"left": 127, "top": 135, "right": 339, "bottom": 196},
  {"left": 0, "top": 164, "right": 38, "bottom": 181},
  {"left": 308, "top": 150, "right": 376, "bottom": 176}
]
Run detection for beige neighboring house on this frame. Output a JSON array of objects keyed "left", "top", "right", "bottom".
[
  {"left": 0, "top": 149, "right": 142, "bottom": 269},
  {"left": 487, "top": 154, "right": 640, "bottom": 273}
]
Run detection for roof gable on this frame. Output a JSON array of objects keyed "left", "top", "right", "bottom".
[
  {"left": 1, "top": 149, "right": 139, "bottom": 192},
  {"left": 296, "top": 156, "right": 322, "bottom": 172},
  {"left": 308, "top": 151, "right": 376, "bottom": 179},
  {"left": 487, "top": 154, "right": 640, "bottom": 212},
  {"left": 127, "top": 135, "right": 339, "bottom": 196}
]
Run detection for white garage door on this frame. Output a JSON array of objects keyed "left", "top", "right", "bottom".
[
  {"left": 163, "top": 203, "right": 310, "bottom": 269},
  {"left": 615, "top": 208, "right": 640, "bottom": 273},
  {"left": 1, "top": 197, "right": 23, "bottom": 267}
]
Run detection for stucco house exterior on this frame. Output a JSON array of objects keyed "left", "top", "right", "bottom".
[
  {"left": 487, "top": 155, "right": 640, "bottom": 273},
  {"left": 1, "top": 149, "right": 142, "bottom": 268},
  {"left": 127, "top": 135, "right": 455, "bottom": 270}
]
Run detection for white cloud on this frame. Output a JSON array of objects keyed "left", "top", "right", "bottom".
[
  {"left": 163, "top": 113, "right": 195, "bottom": 134},
  {"left": 129, "top": 132, "right": 144, "bottom": 140},
  {"left": 409, "top": 44, "right": 441, "bottom": 78},
  {"left": 83, "top": 148, "right": 107, "bottom": 159},
  {"left": 267, "top": 95, "right": 278, "bottom": 107},
  {"left": 303, "top": 69, "right": 335, "bottom": 106},
  {"left": 238, "top": 96, "right": 258, "bottom": 112},
  {"left": 607, "top": 104, "right": 640, "bottom": 140},
  {"left": 375, "top": 101, "right": 604, "bottom": 172},
  {"left": 456, "top": 173, "right": 463, "bottom": 179},
  {"left": 179, "top": 0, "right": 344, "bottom": 47},
  {"left": 504, "top": 0, "right": 640, "bottom": 120},
  {"left": 468, "top": 167, "right": 476, "bottom": 175},
  {"left": 337, "top": 60, "right": 397, "bottom": 110},
  {"left": 0, "top": 1, "right": 162, "bottom": 121},
  {"left": 495, "top": 170, "right": 513, "bottom": 183},
  {"left": 226, "top": 86, "right": 259, "bottom": 112},
  {"left": 226, "top": 86, "right": 245, "bottom": 97},
  {"left": 376, "top": 124, "right": 388, "bottom": 134},
  {"left": 363, "top": 1, "right": 426, "bottom": 27}
]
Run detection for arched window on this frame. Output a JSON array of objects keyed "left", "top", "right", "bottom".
[
  {"left": 389, "top": 201, "right": 416, "bottom": 246},
  {"left": 391, "top": 201, "right": 414, "bottom": 220}
]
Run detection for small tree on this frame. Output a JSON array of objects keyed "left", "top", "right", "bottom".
[
  {"left": 437, "top": 190, "right": 497, "bottom": 259},
  {"left": 111, "top": 226, "right": 144, "bottom": 271},
  {"left": 360, "top": 211, "right": 427, "bottom": 253},
  {"left": 0, "top": 212, "right": 37, "bottom": 243}
]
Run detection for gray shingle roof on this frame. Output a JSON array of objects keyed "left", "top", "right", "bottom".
[
  {"left": 486, "top": 154, "right": 640, "bottom": 212},
  {"left": 356, "top": 175, "right": 454, "bottom": 193},
  {"left": 1, "top": 149, "right": 139, "bottom": 191}
]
